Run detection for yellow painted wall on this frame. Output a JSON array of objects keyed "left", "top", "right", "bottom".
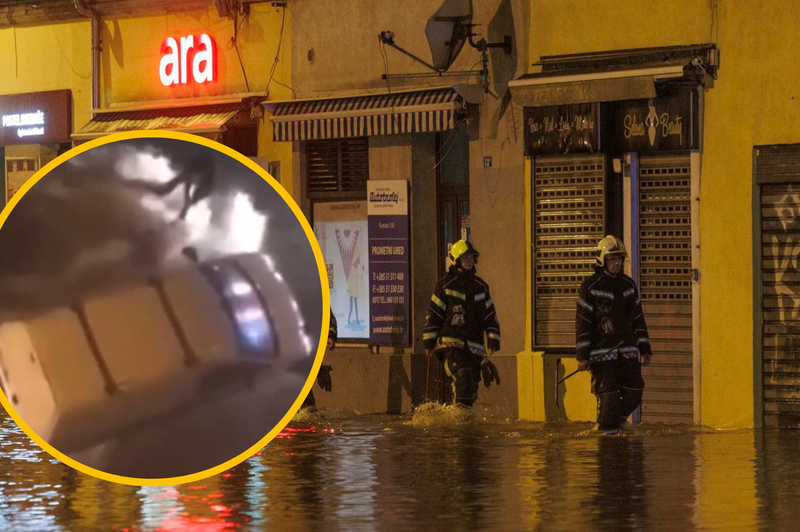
[
  {"left": 528, "top": 0, "right": 711, "bottom": 57},
  {"left": 103, "top": 6, "right": 290, "bottom": 104},
  {"left": 699, "top": 0, "right": 800, "bottom": 429},
  {"left": 527, "top": 0, "right": 800, "bottom": 428},
  {"left": 0, "top": 22, "right": 93, "bottom": 135},
  {"left": 105, "top": 5, "right": 293, "bottom": 193}
]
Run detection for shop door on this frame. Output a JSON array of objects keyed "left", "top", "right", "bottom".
[
  {"left": 637, "top": 155, "right": 694, "bottom": 424},
  {"left": 436, "top": 122, "right": 470, "bottom": 276},
  {"left": 439, "top": 196, "right": 470, "bottom": 275},
  {"left": 533, "top": 154, "right": 606, "bottom": 348},
  {"left": 756, "top": 144, "right": 800, "bottom": 427}
]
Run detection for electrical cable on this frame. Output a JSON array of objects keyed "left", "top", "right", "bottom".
[
  {"left": 379, "top": 38, "right": 404, "bottom": 132},
  {"left": 264, "top": 4, "right": 294, "bottom": 97},
  {"left": 230, "top": 9, "right": 251, "bottom": 92}
]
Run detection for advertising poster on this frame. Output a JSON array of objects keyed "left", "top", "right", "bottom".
[
  {"left": 367, "top": 180, "right": 410, "bottom": 346},
  {"left": 313, "top": 201, "right": 370, "bottom": 340}
]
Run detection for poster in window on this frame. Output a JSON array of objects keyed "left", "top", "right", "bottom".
[{"left": 313, "top": 201, "right": 370, "bottom": 340}]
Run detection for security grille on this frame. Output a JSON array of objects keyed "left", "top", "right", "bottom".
[
  {"left": 760, "top": 180, "right": 800, "bottom": 427},
  {"left": 638, "top": 155, "right": 694, "bottom": 424},
  {"left": 533, "top": 155, "right": 605, "bottom": 348}
]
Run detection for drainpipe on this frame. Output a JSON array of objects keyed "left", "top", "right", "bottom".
[{"left": 73, "top": 0, "right": 101, "bottom": 111}]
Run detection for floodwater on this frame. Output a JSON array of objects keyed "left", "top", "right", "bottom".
[{"left": 0, "top": 405, "right": 798, "bottom": 531}]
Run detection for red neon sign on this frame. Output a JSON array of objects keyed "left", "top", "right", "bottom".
[{"left": 159, "top": 33, "right": 217, "bottom": 87}]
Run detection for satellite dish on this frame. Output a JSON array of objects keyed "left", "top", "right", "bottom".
[
  {"left": 424, "top": 0, "right": 473, "bottom": 72},
  {"left": 378, "top": 0, "right": 510, "bottom": 93}
]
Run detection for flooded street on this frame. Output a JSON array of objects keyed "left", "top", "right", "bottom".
[{"left": 0, "top": 407, "right": 798, "bottom": 531}]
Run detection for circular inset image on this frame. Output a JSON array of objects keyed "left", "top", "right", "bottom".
[{"left": 0, "top": 131, "right": 328, "bottom": 485}]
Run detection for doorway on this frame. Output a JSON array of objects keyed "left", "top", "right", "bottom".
[{"left": 436, "top": 121, "right": 470, "bottom": 275}]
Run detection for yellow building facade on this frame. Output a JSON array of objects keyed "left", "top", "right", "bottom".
[
  {"left": 522, "top": 0, "right": 800, "bottom": 429},
  {"left": 3, "top": 1, "right": 799, "bottom": 430}
]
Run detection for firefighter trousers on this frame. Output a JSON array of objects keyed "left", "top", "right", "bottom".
[
  {"left": 301, "top": 390, "right": 316, "bottom": 409},
  {"left": 590, "top": 356, "right": 645, "bottom": 431},
  {"left": 440, "top": 348, "right": 483, "bottom": 407}
]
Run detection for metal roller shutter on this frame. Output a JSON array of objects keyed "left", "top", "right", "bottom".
[
  {"left": 638, "top": 155, "right": 694, "bottom": 424},
  {"left": 760, "top": 181, "right": 800, "bottom": 427},
  {"left": 533, "top": 155, "right": 606, "bottom": 348},
  {"left": 755, "top": 144, "right": 800, "bottom": 427}
]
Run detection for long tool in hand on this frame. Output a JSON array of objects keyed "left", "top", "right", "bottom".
[
  {"left": 554, "top": 341, "right": 624, "bottom": 408},
  {"left": 425, "top": 352, "right": 432, "bottom": 403}
]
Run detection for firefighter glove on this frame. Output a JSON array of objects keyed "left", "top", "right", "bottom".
[
  {"left": 481, "top": 358, "right": 501, "bottom": 388},
  {"left": 317, "top": 365, "right": 333, "bottom": 392}
]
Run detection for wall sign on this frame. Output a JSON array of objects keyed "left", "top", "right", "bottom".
[
  {"left": 368, "top": 180, "right": 411, "bottom": 347},
  {"left": 159, "top": 33, "right": 217, "bottom": 87},
  {"left": 614, "top": 90, "right": 698, "bottom": 151},
  {"left": 524, "top": 103, "right": 599, "bottom": 156},
  {"left": 0, "top": 90, "right": 72, "bottom": 145}
]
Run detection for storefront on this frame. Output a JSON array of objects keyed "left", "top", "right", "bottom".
[
  {"left": 266, "top": 86, "right": 473, "bottom": 350},
  {"left": 0, "top": 89, "right": 73, "bottom": 204},
  {"left": 512, "top": 44, "right": 718, "bottom": 424},
  {"left": 60, "top": 19, "right": 289, "bottom": 184},
  {"left": 754, "top": 144, "right": 800, "bottom": 427}
]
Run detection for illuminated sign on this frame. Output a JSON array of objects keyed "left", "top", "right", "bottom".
[
  {"left": 159, "top": 33, "right": 217, "bottom": 87},
  {"left": 2, "top": 111, "right": 45, "bottom": 138},
  {"left": 0, "top": 90, "right": 71, "bottom": 145}
]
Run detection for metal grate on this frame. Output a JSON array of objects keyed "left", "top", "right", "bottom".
[
  {"left": 759, "top": 178, "right": 800, "bottom": 427},
  {"left": 533, "top": 155, "right": 605, "bottom": 348},
  {"left": 638, "top": 155, "right": 693, "bottom": 424},
  {"left": 306, "top": 137, "right": 369, "bottom": 199}
]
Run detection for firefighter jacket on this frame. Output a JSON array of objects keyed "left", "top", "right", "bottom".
[
  {"left": 423, "top": 267, "right": 501, "bottom": 354},
  {"left": 575, "top": 268, "right": 652, "bottom": 363}
]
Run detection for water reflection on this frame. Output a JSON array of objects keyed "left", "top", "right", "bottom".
[
  {"left": 756, "top": 430, "right": 800, "bottom": 530},
  {"left": 2, "top": 410, "right": 800, "bottom": 530}
]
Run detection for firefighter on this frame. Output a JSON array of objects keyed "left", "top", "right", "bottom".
[
  {"left": 300, "top": 309, "right": 337, "bottom": 411},
  {"left": 423, "top": 240, "right": 501, "bottom": 407},
  {"left": 576, "top": 235, "right": 653, "bottom": 434}
]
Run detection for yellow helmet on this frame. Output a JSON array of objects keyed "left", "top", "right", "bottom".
[
  {"left": 596, "top": 235, "right": 627, "bottom": 267},
  {"left": 449, "top": 239, "right": 479, "bottom": 266}
]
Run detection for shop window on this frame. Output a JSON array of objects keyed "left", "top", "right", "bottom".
[
  {"left": 312, "top": 200, "right": 370, "bottom": 341},
  {"left": 306, "top": 138, "right": 369, "bottom": 200},
  {"left": 306, "top": 138, "right": 371, "bottom": 341}
]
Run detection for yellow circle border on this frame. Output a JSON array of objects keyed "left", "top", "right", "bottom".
[{"left": 0, "top": 130, "right": 331, "bottom": 486}]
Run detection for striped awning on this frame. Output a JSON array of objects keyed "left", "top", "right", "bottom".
[
  {"left": 268, "top": 88, "right": 463, "bottom": 142},
  {"left": 72, "top": 103, "right": 244, "bottom": 141}
]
